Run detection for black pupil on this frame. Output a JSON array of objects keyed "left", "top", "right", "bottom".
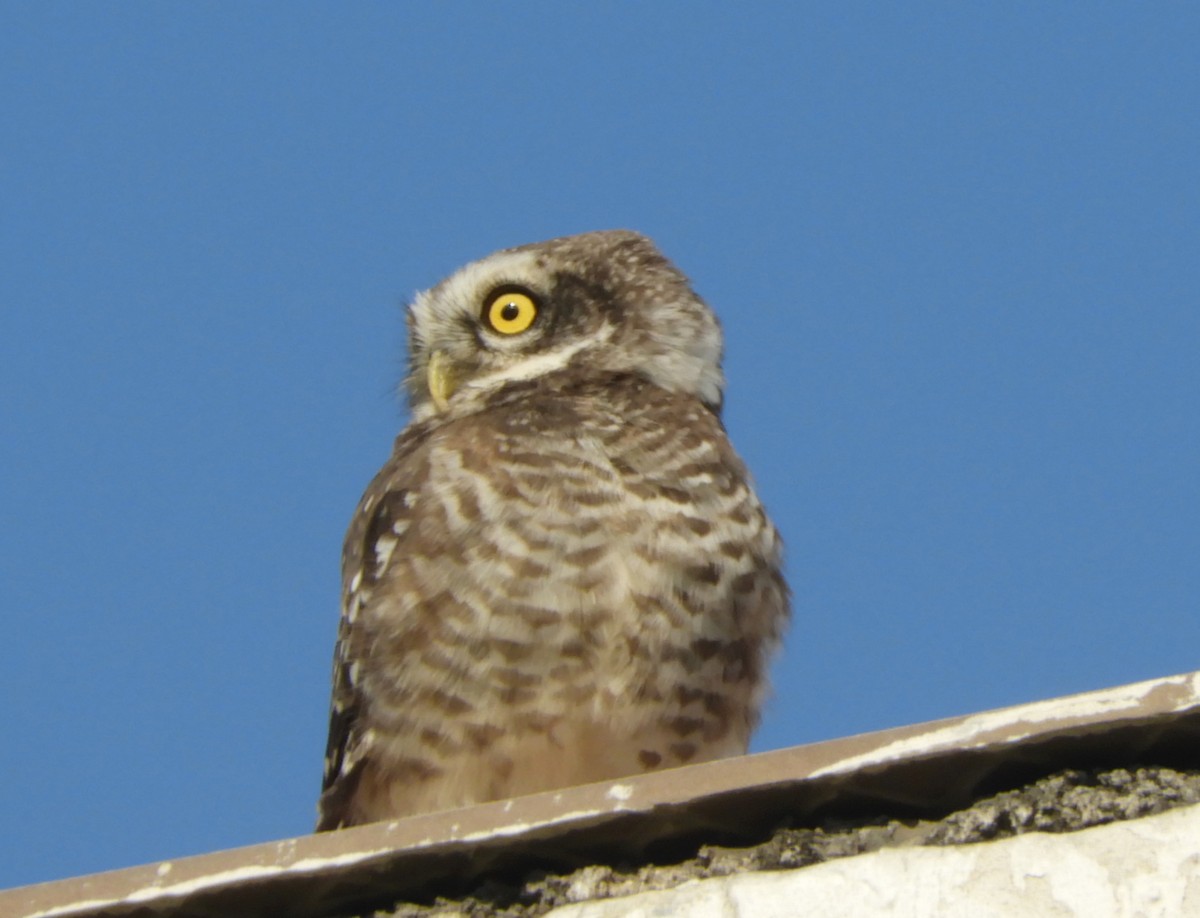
[{"left": 500, "top": 300, "right": 521, "bottom": 322}]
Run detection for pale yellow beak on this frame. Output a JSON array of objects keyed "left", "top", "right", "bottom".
[{"left": 426, "top": 350, "right": 457, "bottom": 412}]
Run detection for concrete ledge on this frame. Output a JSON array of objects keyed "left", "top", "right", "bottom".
[
  {"left": 546, "top": 802, "right": 1200, "bottom": 917},
  {"left": 4, "top": 670, "right": 1199, "bottom": 918}
]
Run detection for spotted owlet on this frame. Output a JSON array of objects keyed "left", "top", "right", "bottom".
[{"left": 317, "top": 230, "right": 788, "bottom": 831}]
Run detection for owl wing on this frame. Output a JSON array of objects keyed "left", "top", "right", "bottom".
[{"left": 317, "top": 424, "right": 432, "bottom": 831}]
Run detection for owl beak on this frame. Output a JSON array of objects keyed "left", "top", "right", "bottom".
[{"left": 427, "top": 350, "right": 458, "bottom": 412}]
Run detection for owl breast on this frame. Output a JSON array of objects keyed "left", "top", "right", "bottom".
[{"left": 326, "top": 369, "right": 786, "bottom": 825}]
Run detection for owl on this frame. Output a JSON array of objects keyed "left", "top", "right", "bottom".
[{"left": 317, "top": 230, "right": 788, "bottom": 831}]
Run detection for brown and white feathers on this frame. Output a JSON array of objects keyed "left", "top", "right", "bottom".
[{"left": 318, "top": 230, "right": 788, "bottom": 830}]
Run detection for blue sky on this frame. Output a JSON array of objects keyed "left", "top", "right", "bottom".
[{"left": 2, "top": 3, "right": 1197, "bottom": 890}]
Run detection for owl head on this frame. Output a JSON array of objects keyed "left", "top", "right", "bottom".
[{"left": 405, "top": 231, "right": 725, "bottom": 421}]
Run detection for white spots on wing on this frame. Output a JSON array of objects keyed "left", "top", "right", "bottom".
[
  {"left": 156, "top": 862, "right": 172, "bottom": 878},
  {"left": 374, "top": 534, "right": 398, "bottom": 570},
  {"left": 606, "top": 783, "right": 634, "bottom": 802},
  {"left": 349, "top": 570, "right": 363, "bottom": 593}
]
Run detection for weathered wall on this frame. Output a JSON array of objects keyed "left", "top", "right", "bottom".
[
  {"left": 381, "top": 767, "right": 1200, "bottom": 917},
  {"left": 548, "top": 802, "right": 1200, "bottom": 917}
]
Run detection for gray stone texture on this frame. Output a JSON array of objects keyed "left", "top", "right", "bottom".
[{"left": 372, "top": 767, "right": 1200, "bottom": 917}]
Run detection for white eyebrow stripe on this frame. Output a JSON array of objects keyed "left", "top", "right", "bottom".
[{"left": 464, "top": 324, "right": 615, "bottom": 394}]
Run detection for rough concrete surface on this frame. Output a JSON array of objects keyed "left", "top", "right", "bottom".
[
  {"left": 366, "top": 767, "right": 1200, "bottom": 917},
  {"left": 546, "top": 803, "right": 1200, "bottom": 918}
]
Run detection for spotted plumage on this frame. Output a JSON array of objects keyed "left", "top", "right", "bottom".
[{"left": 317, "top": 230, "right": 788, "bottom": 830}]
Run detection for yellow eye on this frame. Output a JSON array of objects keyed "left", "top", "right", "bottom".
[{"left": 484, "top": 288, "right": 538, "bottom": 335}]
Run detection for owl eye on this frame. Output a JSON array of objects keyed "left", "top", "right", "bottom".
[{"left": 483, "top": 288, "right": 539, "bottom": 335}]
